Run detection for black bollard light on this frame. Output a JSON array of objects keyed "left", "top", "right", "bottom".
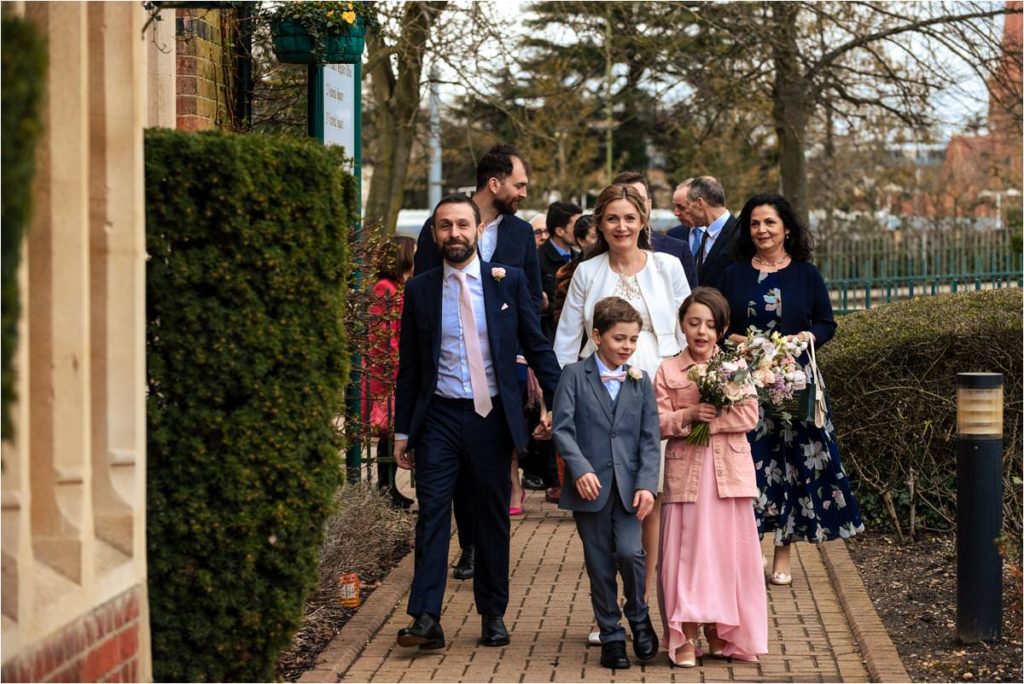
[{"left": 955, "top": 372, "right": 1004, "bottom": 643}]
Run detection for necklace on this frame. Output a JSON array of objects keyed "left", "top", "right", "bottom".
[{"left": 754, "top": 253, "right": 789, "bottom": 268}]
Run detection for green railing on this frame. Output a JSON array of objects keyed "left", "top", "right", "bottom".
[
  {"left": 828, "top": 271, "right": 1023, "bottom": 315},
  {"left": 817, "top": 230, "right": 1019, "bottom": 282}
]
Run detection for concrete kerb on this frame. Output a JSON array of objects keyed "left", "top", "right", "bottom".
[
  {"left": 297, "top": 553, "right": 416, "bottom": 683},
  {"left": 819, "top": 540, "right": 912, "bottom": 683}
]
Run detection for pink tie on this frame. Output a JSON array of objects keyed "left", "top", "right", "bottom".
[
  {"left": 453, "top": 271, "right": 493, "bottom": 418},
  {"left": 600, "top": 370, "right": 627, "bottom": 383}
]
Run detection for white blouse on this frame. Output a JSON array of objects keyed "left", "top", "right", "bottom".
[{"left": 553, "top": 251, "right": 691, "bottom": 368}]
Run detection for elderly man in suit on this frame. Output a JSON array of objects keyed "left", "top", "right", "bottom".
[
  {"left": 414, "top": 143, "right": 542, "bottom": 582},
  {"left": 394, "top": 195, "right": 562, "bottom": 651},
  {"left": 684, "top": 175, "right": 738, "bottom": 290},
  {"left": 667, "top": 179, "right": 694, "bottom": 242}
]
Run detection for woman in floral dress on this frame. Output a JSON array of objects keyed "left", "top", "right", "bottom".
[{"left": 718, "top": 193, "right": 864, "bottom": 586}]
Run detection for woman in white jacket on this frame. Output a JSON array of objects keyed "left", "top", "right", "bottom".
[{"left": 554, "top": 183, "right": 690, "bottom": 642}]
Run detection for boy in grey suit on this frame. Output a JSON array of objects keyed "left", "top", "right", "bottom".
[{"left": 552, "top": 297, "right": 662, "bottom": 670}]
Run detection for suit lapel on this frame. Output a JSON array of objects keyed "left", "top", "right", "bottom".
[
  {"left": 428, "top": 268, "right": 443, "bottom": 366},
  {"left": 479, "top": 260, "right": 502, "bottom": 362},
  {"left": 584, "top": 355, "right": 614, "bottom": 423},
  {"left": 491, "top": 215, "right": 511, "bottom": 263},
  {"left": 702, "top": 214, "right": 735, "bottom": 274}
]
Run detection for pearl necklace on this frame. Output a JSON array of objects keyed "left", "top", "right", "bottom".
[{"left": 754, "top": 253, "right": 789, "bottom": 268}]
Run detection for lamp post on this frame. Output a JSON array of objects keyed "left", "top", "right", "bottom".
[{"left": 956, "top": 372, "right": 1004, "bottom": 643}]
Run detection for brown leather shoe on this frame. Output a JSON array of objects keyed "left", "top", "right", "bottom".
[{"left": 545, "top": 486, "right": 561, "bottom": 503}]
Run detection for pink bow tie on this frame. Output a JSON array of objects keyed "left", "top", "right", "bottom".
[{"left": 600, "top": 370, "right": 627, "bottom": 383}]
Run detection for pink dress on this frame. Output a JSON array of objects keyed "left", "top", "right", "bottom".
[{"left": 657, "top": 448, "right": 768, "bottom": 662}]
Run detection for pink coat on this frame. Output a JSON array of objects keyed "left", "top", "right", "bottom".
[{"left": 654, "top": 349, "right": 760, "bottom": 503}]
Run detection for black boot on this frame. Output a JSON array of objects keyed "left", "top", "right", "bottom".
[{"left": 452, "top": 546, "right": 475, "bottom": 580}]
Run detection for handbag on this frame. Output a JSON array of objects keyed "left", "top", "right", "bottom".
[{"left": 798, "top": 337, "right": 828, "bottom": 428}]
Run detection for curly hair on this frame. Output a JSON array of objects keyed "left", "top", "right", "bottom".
[{"left": 733, "top": 192, "right": 814, "bottom": 262}]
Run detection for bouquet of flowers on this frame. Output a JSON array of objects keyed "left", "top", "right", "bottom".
[
  {"left": 734, "top": 326, "right": 808, "bottom": 423},
  {"left": 686, "top": 348, "right": 756, "bottom": 446}
]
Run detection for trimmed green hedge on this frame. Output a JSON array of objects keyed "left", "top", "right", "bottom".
[
  {"left": 1, "top": 11, "right": 46, "bottom": 437},
  {"left": 821, "top": 289, "right": 1022, "bottom": 545},
  {"left": 145, "top": 129, "right": 354, "bottom": 681}
]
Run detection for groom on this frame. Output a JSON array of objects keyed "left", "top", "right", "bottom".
[{"left": 393, "top": 195, "right": 562, "bottom": 649}]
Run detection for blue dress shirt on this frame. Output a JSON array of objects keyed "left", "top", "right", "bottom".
[
  {"left": 593, "top": 354, "right": 624, "bottom": 402},
  {"left": 436, "top": 256, "right": 498, "bottom": 400}
]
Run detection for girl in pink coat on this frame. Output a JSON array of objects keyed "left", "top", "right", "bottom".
[{"left": 654, "top": 287, "right": 768, "bottom": 667}]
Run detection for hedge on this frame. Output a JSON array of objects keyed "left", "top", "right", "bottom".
[
  {"left": 145, "top": 129, "right": 354, "bottom": 681},
  {"left": 1, "top": 11, "right": 46, "bottom": 437},
  {"left": 820, "top": 288, "right": 1022, "bottom": 548}
]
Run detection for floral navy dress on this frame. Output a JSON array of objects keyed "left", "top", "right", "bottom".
[{"left": 746, "top": 270, "right": 864, "bottom": 545}]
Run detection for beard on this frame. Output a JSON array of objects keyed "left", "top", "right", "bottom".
[
  {"left": 493, "top": 195, "right": 519, "bottom": 216},
  {"left": 441, "top": 237, "right": 477, "bottom": 264}
]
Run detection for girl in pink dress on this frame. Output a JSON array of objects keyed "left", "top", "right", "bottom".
[{"left": 654, "top": 287, "right": 768, "bottom": 667}]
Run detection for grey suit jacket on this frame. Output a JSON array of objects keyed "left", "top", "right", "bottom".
[{"left": 552, "top": 355, "right": 661, "bottom": 513}]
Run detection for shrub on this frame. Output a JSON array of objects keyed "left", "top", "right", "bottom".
[
  {"left": 145, "top": 129, "right": 354, "bottom": 681},
  {"left": 821, "top": 289, "right": 1022, "bottom": 548},
  {"left": 1, "top": 12, "right": 46, "bottom": 437}
]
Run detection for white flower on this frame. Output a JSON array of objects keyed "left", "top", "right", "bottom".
[
  {"left": 627, "top": 367, "right": 643, "bottom": 381},
  {"left": 802, "top": 441, "right": 828, "bottom": 470},
  {"left": 491, "top": 267, "right": 506, "bottom": 281}
]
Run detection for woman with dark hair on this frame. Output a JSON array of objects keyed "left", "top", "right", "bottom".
[
  {"left": 366, "top": 235, "right": 417, "bottom": 509},
  {"left": 719, "top": 193, "right": 863, "bottom": 586},
  {"left": 555, "top": 185, "right": 690, "bottom": 644}
]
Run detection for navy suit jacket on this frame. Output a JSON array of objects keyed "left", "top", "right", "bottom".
[
  {"left": 719, "top": 260, "right": 838, "bottom": 347},
  {"left": 538, "top": 239, "right": 570, "bottom": 341},
  {"left": 698, "top": 213, "right": 739, "bottom": 291},
  {"left": 666, "top": 223, "right": 690, "bottom": 242},
  {"left": 651, "top": 232, "right": 697, "bottom": 291},
  {"left": 415, "top": 214, "right": 543, "bottom": 314},
  {"left": 395, "top": 260, "right": 562, "bottom": 454}
]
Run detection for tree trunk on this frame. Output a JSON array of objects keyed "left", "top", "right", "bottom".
[
  {"left": 364, "top": 2, "right": 447, "bottom": 234},
  {"left": 770, "top": 3, "right": 811, "bottom": 227}
]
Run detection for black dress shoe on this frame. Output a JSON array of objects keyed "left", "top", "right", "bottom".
[
  {"left": 600, "top": 640, "right": 631, "bottom": 669},
  {"left": 521, "top": 472, "right": 546, "bottom": 490},
  {"left": 628, "top": 617, "right": 659, "bottom": 662},
  {"left": 397, "top": 613, "right": 445, "bottom": 650},
  {"left": 479, "top": 614, "right": 510, "bottom": 646},
  {"left": 451, "top": 546, "right": 474, "bottom": 580}
]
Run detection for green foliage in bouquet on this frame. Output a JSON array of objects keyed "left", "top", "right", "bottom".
[
  {"left": 145, "top": 129, "right": 355, "bottom": 681},
  {"left": 1, "top": 11, "right": 46, "bottom": 438},
  {"left": 821, "top": 289, "right": 1022, "bottom": 549}
]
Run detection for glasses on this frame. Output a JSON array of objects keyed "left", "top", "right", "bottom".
[{"left": 533, "top": 229, "right": 548, "bottom": 236}]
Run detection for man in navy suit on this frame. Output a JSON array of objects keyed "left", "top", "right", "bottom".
[
  {"left": 414, "top": 144, "right": 542, "bottom": 582},
  {"left": 538, "top": 201, "right": 582, "bottom": 342},
  {"left": 612, "top": 171, "right": 698, "bottom": 289},
  {"left": 394, "top": 195, "right": 562, "bottom": 650},
  {"left": 684, "top": 175, "right": 738, "bottom": 291}
]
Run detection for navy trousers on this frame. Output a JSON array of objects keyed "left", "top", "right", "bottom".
[{"left": 407, "top": 396, "right": 513, "bottom": 620}]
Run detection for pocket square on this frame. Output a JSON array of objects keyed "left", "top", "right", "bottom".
[{"left": 501, "top": 302, "right": 509, "bottom": 311}]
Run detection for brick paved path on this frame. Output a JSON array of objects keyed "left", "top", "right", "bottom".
[{"left": 341, "top": 493, "right": 869, "bottom": 683}]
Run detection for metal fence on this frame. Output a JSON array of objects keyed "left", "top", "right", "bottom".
[{"left": 828, "top": 271, "right": 1023, "bottom": 315}]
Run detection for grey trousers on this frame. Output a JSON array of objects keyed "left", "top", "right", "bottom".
[{"left": 573, "top": 484, "right": 649, "bottom": 643}]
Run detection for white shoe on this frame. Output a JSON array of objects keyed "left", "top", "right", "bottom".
[{"left": 588, "top": 630, "right": 601, "bottom": 646}]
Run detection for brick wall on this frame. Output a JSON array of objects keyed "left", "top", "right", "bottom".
[
  {"left": 0, "top": 587, "right": 142, "bottom": 683},
  {"left": 176, "top": 9, "right": 234, "bottom": 131}
]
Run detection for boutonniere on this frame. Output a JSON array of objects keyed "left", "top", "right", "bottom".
[
  {"left": 491, "top": 267, "right": 506, "bottom": 282},
  {"left": 627, "top": 367, "right": 643, "bottom": 382}
]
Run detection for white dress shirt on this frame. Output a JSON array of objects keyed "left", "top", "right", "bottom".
[{"left": 478, "top": 216, "right": 502, "bottom": 262}]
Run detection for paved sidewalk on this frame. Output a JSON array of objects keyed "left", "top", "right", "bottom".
[{"left": 333, "top": 490, "right": 872, "bottom": 683}]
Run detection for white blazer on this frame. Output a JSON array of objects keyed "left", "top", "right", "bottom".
[{"left": 554, "top": 251, "right": 691, "bottom": 368}]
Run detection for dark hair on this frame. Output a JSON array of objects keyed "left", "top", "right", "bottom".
[
  {"left": 377, "top": 235, "right": 417, "bottom": 283},
  {"left": 587, "top": 184, "right": 652, "bottom": 259},
  {"left": 475, "top": 143, "right": 530, "bottom": 191},
  {"left": 432, "top": 194, "right": 480, "bottom": 226},
  {"left": 592, "top": 296, "right": 643, "bottom": 335},
  {"left": 687, "top": 176, "right": 726, "bottom": 208},
  {"left": 611, "top": 171, "right": 651, "bottom": 200},
  {"left": 573, "top": 214, "right": 594, "bottom": 244},
  {"left": 734, "top": 192, "right": 814, "bottom": 262},
  {"left": 546, "top": 201, "right": 583, "bottom": 233},
  {"left": 678, "top": 287, "right": 731, "bottom": 340}
]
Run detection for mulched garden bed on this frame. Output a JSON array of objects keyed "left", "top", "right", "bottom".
[
  {"left": 275, "top": 484, "right": 415, "bottom": 682},
  {"left": 847, "top": 532, "right": 1022, "bottom": 682}
]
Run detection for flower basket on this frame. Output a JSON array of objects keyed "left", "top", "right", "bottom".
[{"left": 271, "top": 16, "right": 366, "bottom": 65}]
